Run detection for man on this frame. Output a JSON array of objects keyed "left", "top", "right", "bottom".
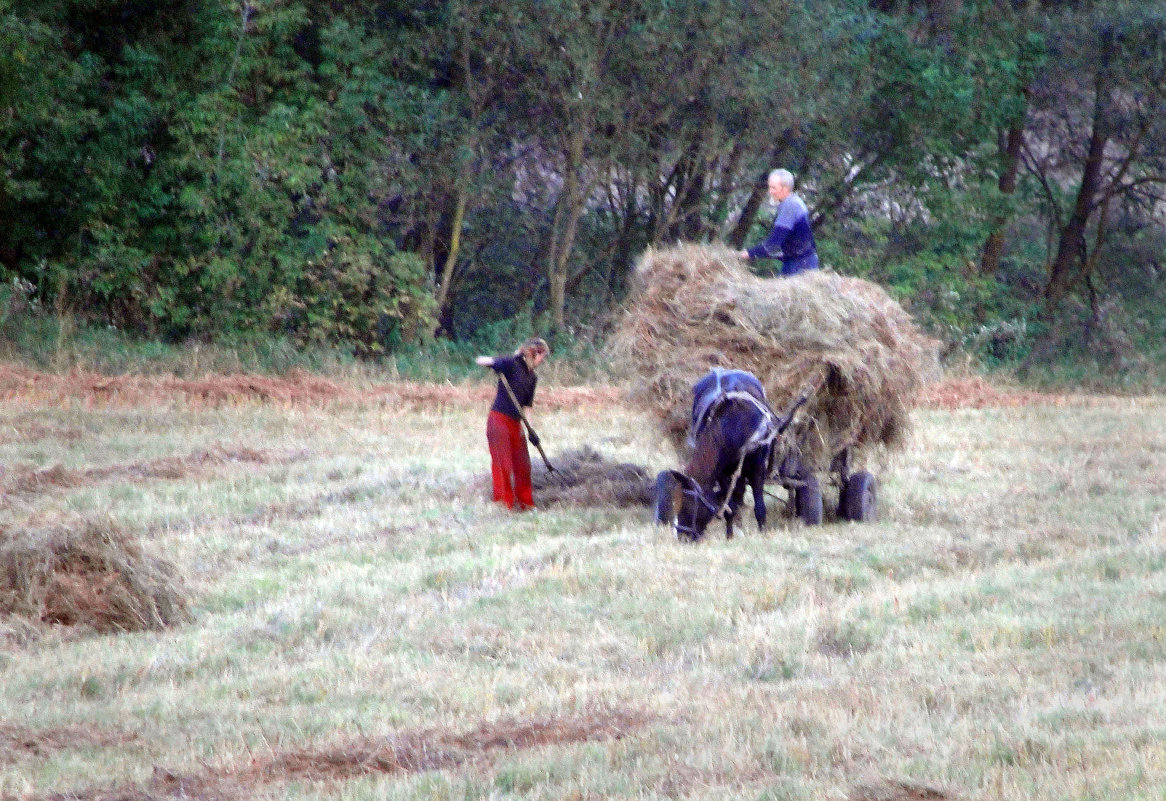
[
  {"left": 738, "top": 168, "right": 819, "bottom": 276},
  {"left": 475, "top": 337, "right": 550, "bottom": 511}
]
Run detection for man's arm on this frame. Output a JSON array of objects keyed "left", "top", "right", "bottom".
[{"left": 745, "top": 222, "right": 792, "bottom": 260}]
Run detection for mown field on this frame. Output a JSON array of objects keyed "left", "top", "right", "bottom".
[{"left": 2, "top": 367, "right": 1165, "bottom": 801}]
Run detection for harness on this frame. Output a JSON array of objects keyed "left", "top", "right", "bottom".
[
  {"left": 689, "top": 368, "right": 768, "bottom": 447},
  {"left": 673, "top": 484, "right": 721, "bottom": 540},
  {"left": 674, "top": 390, "right": 781, "bottom": 538},
  {"left": 673, "top": 368, "right": 827, "bottom": 539},
  {"left": 705, "top": 391, "right": 781, "bottom": 521}
]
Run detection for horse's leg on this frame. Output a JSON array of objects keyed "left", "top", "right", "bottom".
[
  {"left": 726, "top": 474, "right": 750, "bottom": 539},
  {"left": 748, "top": 451, "right": 768, "bottom": 530},
  {"left": 724, "top": 509, "right": 735, "bottom": 539}
]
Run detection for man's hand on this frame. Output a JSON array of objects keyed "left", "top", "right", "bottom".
[
  {"left": 475, "top": 355, "right": 494, "bottom": 367},
  {"left": 527, "top": 431, "right": 540, "bottom": 448},
  {"left": 737, "top": 249, "right": 750, "bottom": 260}
]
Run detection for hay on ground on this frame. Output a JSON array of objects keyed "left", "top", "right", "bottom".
[
  {"left": 530, "top": 447, "right": 654, "bottom": 507},
  {"left": 607, "top": 243, "right": 940, "bottom": 470},
  {"left": 0, "top": 516, "right": 190, "bottom": 633}
]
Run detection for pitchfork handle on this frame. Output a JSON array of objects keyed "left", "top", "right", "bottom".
[{"left": 497, "top": 372, "right": 555, "bottom": 473}]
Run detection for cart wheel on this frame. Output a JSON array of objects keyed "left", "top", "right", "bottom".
[
  {"left": 794, "top": 475, "right": 823, "bottom": 525},
  {"left": 840, "top": 471, "right": 877, "bottom": 522}
]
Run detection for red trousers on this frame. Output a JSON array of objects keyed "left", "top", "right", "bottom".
[{"left": 486, "top": 410, "right": 534, "bottom": 510}]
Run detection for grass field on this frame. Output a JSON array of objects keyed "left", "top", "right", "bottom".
[{"left": 2, "top": 368, "right": 1165, "bottom": 801}]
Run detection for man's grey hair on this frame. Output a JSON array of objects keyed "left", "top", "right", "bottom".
[{"left": 768, "top": 168, "right": 795, "bottom": 190}]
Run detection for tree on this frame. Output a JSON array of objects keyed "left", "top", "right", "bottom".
[
  {"left": 977, "top": 2, "right": 1046, "bottom": 276},
  {"left": 1027, "top": 3, "right": 1166, "bottom": 304},
  {"left": 1, "top": 0, "right": 437, "bottom": 349}
]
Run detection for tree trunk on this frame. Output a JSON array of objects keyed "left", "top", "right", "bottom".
[
  {"left": 708, "top": 140, "right": 745, "bottom": 239},
  {"left": 728, "top": 133, "right": 795, "bottom": 247},
  {"left": 728, "top": 175, "right": 767, "bottom": 248},
  {"left": 1045, "top": 38, "right": 1113, "bottom": 301},
  {"left": 433, "top": 181, "right": 468, "bottom": 316},
  {"left": 547, "top": 130, "right": 587, "bottom": 336},
  {"left": 980, "top": 121, "right": 1025, "bottom": 275},
  {"left": 663, "top": 133, "right": 709, "bottom": 242}
]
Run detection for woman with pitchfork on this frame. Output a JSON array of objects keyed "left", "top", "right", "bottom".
[{"left": 475, "top": 337, "right": 550, "bottom": 511}]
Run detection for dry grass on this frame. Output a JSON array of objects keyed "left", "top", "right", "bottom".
[
  {"left": 529, "top": 446, "right": 655, "bottom": 508},
  {"left": 0, "top": 516, "right": 190, "bottom": 633},
  {"left": 1, "top": 363, "right": 1164, "bottom": 801}
]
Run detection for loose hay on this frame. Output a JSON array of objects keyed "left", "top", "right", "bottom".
[
  {"left": 530, "top": 447, "right": 654, "bottom": 507},
  {"left": 607, "top": 243, "right": 940, "bottom": 469},
  {"left": 0, "top": 516, "right": 190, "bottom": 633}
]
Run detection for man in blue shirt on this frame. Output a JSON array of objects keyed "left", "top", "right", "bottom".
[{"left": 738, "top": 168, "right": 819, "bottom": 276}]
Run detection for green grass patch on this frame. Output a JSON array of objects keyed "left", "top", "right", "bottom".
[{"left": 1, "top": 378, "right": 1165, "bottom": 799}]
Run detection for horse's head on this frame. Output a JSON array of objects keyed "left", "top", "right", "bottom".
[{"left": 654, "top": 469, "right": 719, "bottom": 541}]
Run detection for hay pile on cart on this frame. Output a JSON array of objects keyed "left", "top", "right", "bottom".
[{"left": 608, "top": 243, "right": 939, "bottom": 521}]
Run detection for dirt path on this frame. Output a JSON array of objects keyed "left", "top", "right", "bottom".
[{"left": 22, "top": 709, "right": 653, "bottom": 801}]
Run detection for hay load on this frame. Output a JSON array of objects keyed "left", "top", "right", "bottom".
[{"left": 607, "top": 243, "right": 940, "bottom": 470}]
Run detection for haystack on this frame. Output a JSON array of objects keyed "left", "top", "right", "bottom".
[
  {"left": 607, "top": 243, "right": 940, "bottom": 470},
  {"left": 531, "top": 447, "right": 654, "bottom": 507},
  {"left": 0, "top": 517, "right": 190, "bottom": 633}
]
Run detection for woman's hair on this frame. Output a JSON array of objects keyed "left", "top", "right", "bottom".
[{"left": 521, "top": 337, "right": 550, "bottom": 357}]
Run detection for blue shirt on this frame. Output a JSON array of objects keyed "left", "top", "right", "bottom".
[{"left": 747, "top": 192, "right": 818, "bottom": 274}]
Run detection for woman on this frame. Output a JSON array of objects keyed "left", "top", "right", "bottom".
[{"left": 475, "top": 337, "right": 550, "bottom": 510}]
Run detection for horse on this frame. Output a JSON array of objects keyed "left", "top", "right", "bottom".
[{"left": 654, "top": 369, "right": 779, "bottom": 541}]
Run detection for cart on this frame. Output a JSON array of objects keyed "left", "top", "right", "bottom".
[
  {"left": 770, "top": 439, "right": 877, "bottom": 525},
  {"left": 765, "top": 378, "right": 878, "bottom": 525}
]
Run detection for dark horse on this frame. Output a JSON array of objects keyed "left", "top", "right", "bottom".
[{"left": 654, "top": 369, "right": 778, "bottom": 541}]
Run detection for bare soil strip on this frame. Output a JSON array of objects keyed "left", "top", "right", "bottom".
[
  {"left": 0, "top": 723, "right": 138, "bottom": 764},
  {"left": 1, "top": 446, "right": 303, "bottom": 499},
  {"left": 0, "top": 363, "right": 1115, "bottom": 413},
  {"left": 849, "top": 780, "right": 958, "bottom": 800},
  {"left": 0, "top": 364, "right": 618, "bottom": 411},
  {"left": 35, "top": 708, "right": 653, "bottom": 800},
  {"left": 921, "top": 375, "right": 1095, "bottom": 410}
]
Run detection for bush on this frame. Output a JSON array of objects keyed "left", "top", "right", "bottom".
[{"left": 277, "top": 244, "right": 437, "bottom": 356}]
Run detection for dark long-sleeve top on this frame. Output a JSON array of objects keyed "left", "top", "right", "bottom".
[
  {"left": 747, "top": 192, "right": 817, "bottom": 265},
  {"left": 487, "top": 354, "right": 537, "bottom": 420}
]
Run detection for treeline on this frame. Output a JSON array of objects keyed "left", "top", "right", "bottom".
[{"left": 1, "top": 0, "right": 1163, "bottom": 373}]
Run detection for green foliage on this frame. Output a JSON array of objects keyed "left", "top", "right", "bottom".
[
  {"left": 0, "top": 0, "right": 1162, "bottom": 386},
  {"left": 821, "top": 209, "right": 1043, "bottom": 370},
  {"left": 1, "top": 1, "right": 436, "bottom": 350},
  {"left": 281, "top": 245, "right": 435, "bottom": 356}
]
